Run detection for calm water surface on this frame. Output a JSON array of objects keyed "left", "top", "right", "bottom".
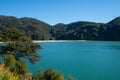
[{"left": 29, "top": 41, "right": 120, "bottom": 80}]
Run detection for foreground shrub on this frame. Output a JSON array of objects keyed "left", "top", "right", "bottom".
[
  {"left": 0, "top": 64, "right": 19, "bottom": 80},
  {"left": 33, "top": 67, "right": 64, "bottom": 80}
]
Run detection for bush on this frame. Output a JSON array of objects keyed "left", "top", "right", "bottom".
[
  {"left": 34, "top": 67, "right": 64, "bottom": 80},
  {"left": 0, "top": 64, "right": 19, "bottom": 80}
]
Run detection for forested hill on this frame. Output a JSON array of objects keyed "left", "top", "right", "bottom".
[
  {"left": 0, "top": 16, "right": 52, "bottom": 40},
  {"left": 0, "top": 15, "right": 120, "bottom": 41}
]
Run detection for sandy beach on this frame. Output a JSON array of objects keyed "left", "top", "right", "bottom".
[
  {"left": 0, "top": 40, "right": 89, "bottom": 43},
  {"left": 33, "top": 40, "right": 88, "bottom": 42}
]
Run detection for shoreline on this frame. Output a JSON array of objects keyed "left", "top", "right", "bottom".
[
  {"left": 33, "top": 40, "right": 120, "bottom": 42},
  {"left": 1, "top": 40, "right": 120, "bottom": 43},
  {"left": 33, "top": 40, "right": 94, "bottom": 42},
  {"left": 0, "top": 40, "right": 88, "bottom": 43}
]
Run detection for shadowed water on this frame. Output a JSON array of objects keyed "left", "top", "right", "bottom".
[{"left": 29, "top": 41, "right": 120, "bottom": 80}]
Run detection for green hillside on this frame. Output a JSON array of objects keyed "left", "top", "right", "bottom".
[{"left": 0, "top": 15, "right": 120, "bottom": 41}]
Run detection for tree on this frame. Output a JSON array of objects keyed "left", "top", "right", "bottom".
[
  {"left": 0, "top": 64, "right": 19, "bottom": 80},
  {"left": 5, "top": 54, "right": 16, "bottom": 72},
  {"left": 0, "top": 27, "right": 41, "bottom": 74},
  {"left": 1, "top": 42, "right": 41, "bottom": 64},
  {"left": 35, "top": 69, "right": 44, "bottom": 80},
  {"left": 34, "top": 67, "right": 64, "bottom": 80},
  {"left": 67, "top": 75, "right": 73, "bottom": 80},
  {"left": 0, "top": 27, "right": 32, "bottom": 42},
  {"left": 15, "top": 60, "right": 28, "bottom": 74},
  {"left": 44, "top": 67, "right": 64, "bottom": 80}
]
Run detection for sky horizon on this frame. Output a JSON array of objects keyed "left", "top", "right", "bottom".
[{"left": 0, "top": 0, "right": 120, "bottom": 25}]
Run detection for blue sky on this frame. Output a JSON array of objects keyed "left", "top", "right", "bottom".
[{"left": 0, "top": 0, "right": 120, "bottom": 25}]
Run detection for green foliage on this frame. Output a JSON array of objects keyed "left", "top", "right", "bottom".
[
  {"left": 52, "top": 22, "right": 101, "bottom": 40},
  {"left": 51, "top": 17, "right": 120, "bottom": 41},
  {"left": 0, "top": 27, "right": 41, "bottom": 76},
  {"left": 1, "top": 42, "right": 41, "bottom": 64},
  {"left": 0, "top": 16, "right": 53, "bottom": 40},
  {"left": 0, "top": 64, "right": 19, "bottom": 80},
  {"left": 67, "top": 75, "right": 73, "bottom": 80},
  {"left": 5, "top": 54, "right": 15, "bottom": 66},
  {"left": 54, "top": 73, "right": 64, "bottom": 80},
  {"left": 5, "top": 54, "right": 16, "bottom": 72},
  {"left": 107, "top": 17, "right": 120, "bottom": 40},
  {"left": 36, "top": 69, "right": 44, "bottom": 80},
  {"left": 19, "top": 73, "right": 32, "bottom": 80},
  {"left": 1, "top": 15, "right": 120, "bottom": 40},
  {"left": 15, "top": 61, "right": 28, "bottom": 74},
  {"left": 0, "top": 27, "right": 32, "bottom": 42},
  {"left": 0, "top": 27, "right": 41, "bottom": 64},
  {"left": 0, "top": 71, "right": 19, "bottom": 80},
  {"left": 34, "top": 68, "right": 64, "bottom": 80}
]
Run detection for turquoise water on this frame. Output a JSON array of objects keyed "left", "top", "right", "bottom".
[{"left": 29, "top": 41, "right": 120, "bottom": 80}]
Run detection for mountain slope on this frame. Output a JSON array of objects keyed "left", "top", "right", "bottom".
[
  {"left": 0, "top": 15, "right": 120, "bottom": 41},
  {"left": 0, "top": 16, "right": 53, "bottom": 40},
  {"left": 51, "top": 21, "right": 105, "bottom": 40},
  {"left": 51, "top": 17, "right": 120, "bottom": 40},
  {"left": 106, "top": 17, "right": 120, "bottom": 40}
]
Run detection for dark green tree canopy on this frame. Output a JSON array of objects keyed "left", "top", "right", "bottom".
[
  {"left": 34, "top": 68, "right": 64, "bottom": 80},
  {"left": 0, "top": 27, "right": 32, "bottom": 42},
  {"left": 0, "top": 16, "right": 120, "bottom": 41},
  {"left": 1, "top": 42, "right": 41, "bottom": 64},
  {"left": 0, "top": 27, "right": 41, "bottom": 64}
]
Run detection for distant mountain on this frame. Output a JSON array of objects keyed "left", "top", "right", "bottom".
[
  {"left": 0, "top": 15, "right": 120, "bottom": 41},
  {"left": 52, "top": 21, "right": 102, "bottom": 40}
]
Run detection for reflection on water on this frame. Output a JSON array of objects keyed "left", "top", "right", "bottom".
[{"left": 109, "top": 45, "right": 120, "bottom": 50}]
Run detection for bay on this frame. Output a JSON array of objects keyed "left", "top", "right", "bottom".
[{"left": 28, "top": 41, "right": 120, "bottom": 80}]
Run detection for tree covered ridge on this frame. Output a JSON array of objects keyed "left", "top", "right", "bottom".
[{"left": 0, "top": 15, "right": 120, "bottom": 40}]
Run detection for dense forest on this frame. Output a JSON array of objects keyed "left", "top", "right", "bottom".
[{"left": 0, "top": 15, "right": 120, "bottom": 41}]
